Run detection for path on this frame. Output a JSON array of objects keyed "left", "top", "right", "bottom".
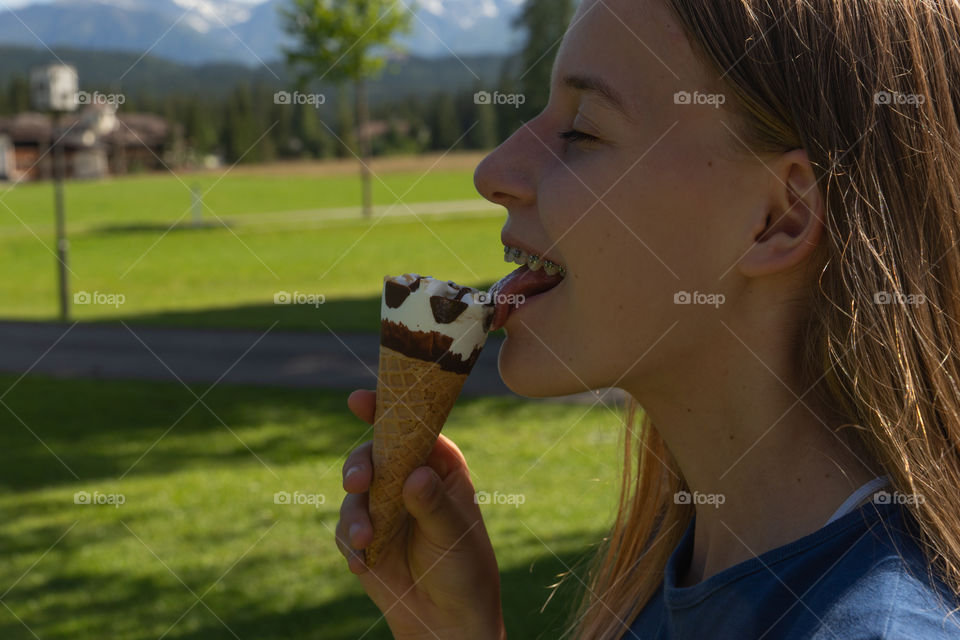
[{"left": 0, "top": 321, "right": 625, "bottom": 405}]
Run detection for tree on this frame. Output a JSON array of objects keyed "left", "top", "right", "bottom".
[
  {"left": 5, "top": 76, "right": 30, "bottom": 114},
  {"left": 335, "top": 86, "right": 357, "bottom": 158},
  {"left": 432, "top": 92, "right": 460, "bottom": 150},
  {"left": 223, "top": 85, "right": 260, "bottom": 163},
  {"left": 512, "top": 0, "right": 575, "bottom": 123},
  {"left": 296, "top": 101, "right": 335, "bottom": 158},
  {"left": 283, "top": 0, "right": 413, "bottom": 217},
  {"left": 466, "top": 87, "right": 499, "bottom": 150}
]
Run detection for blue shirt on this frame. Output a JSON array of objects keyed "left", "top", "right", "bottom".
[{"left": 625, "top": 501, "right": 960, "bottom": 639}]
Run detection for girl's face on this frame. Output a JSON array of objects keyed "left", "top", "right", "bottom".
[{"left": 474, "top": 0, "right": 774, "bottom": 397}]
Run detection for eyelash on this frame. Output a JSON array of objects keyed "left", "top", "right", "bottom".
[{"left": 558, "top": 129, "right": 600, "bottom": 145}]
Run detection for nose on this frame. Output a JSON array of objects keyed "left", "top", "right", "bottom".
[{"left": 473, "top": 123, "right": 542, "bottom": 209}]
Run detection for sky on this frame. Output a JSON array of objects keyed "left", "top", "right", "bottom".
[{"left": 1, "top": 0, "right": 270, "bottom": 7}]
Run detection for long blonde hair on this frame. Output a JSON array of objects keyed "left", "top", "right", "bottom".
[{"left": 561, "top": 0, "right": 960, "bottom": 637}]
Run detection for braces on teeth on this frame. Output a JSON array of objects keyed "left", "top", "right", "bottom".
[{"left": 503, "top": 245, "right": 566, "bottom": 277}]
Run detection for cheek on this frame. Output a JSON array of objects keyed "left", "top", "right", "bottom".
[
  {"left": 497, "top": 166, "right": 673, "bottom": 391},
  {"left": 498, "top": 145, "right": 745, "bottom": 394}
]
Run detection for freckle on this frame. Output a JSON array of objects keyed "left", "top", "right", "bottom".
[
  {"left": 618, "top": 304, "right": 624, "bottom": 310},
  {"left": 708, "top": 160, "right": 714, "bottom": 167}
]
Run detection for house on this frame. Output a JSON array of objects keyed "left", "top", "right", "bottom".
[{"left": 0, "top": 105, "right": 169, "bottom": 182}]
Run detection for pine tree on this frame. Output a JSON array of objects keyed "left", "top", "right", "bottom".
[
  {"left": 432, "top": 92, "right": 460, "bottom": 150},
  {"left": 469, "top": 87, "right": 500, "bottom": 150},
  {"left": 513, "top": 0, "right": 575, "bottom": 122}
]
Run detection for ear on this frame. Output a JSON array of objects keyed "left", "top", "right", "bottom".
[{"left": 739, "top": 149, "right": 824, "bottom": 278}]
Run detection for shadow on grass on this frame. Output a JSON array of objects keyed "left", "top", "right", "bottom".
[
  {"left": 0, "top": 372, "right": 614, "bottom": 639},
  {"left": 0, "top": 375, "right": 528, "bottom": 492},
  {"left": 0, "top": 375, "right": 371, "bottom": 491},
  {"left": 0, "top": 536, "right": 600, "bottom": 640},
  {"left": 93, "top": 221, "right": 229, "bottom": 234}
]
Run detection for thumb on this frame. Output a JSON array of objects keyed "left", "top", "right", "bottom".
[{"left": 402, "top": 466, "right": 472, "bottom": 548}]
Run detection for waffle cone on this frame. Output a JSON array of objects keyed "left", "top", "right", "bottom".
[{"left": 365, "top": 345, "right": 468, "bottom": 567}]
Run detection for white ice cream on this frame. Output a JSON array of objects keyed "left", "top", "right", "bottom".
[{"left": 381, "top": 274, "right": 492, "bottom": 359}]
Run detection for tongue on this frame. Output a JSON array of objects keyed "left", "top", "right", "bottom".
[{"left": 489, "top": 265, "right": 564, "bottom": 332}]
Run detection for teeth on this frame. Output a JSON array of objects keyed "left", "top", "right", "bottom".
[{"left": 502, "top": 245, "right": 566, "bottom": 277}]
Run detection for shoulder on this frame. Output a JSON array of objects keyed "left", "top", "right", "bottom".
[{"left": 809, "top": 554, "right": 960, "bottom": 639}]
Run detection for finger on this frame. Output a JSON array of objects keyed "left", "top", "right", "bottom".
[
  {"left": 334, "top": 518, "right": 369, "bottom": 575},
  {"left": 422, "top": 434, "right": 469, "bottom": 481},
  {"left": 347, "top": 390, "right": 376, "bottom": 425},
  {"left": 342, "top": 441, "right": 373, "bottom": 493},
  {"left": 402, "top": 466, "right": 472, "bottom": 549},
  {"left": 338, "top": 492, "right": 372, "bottom": 549}
]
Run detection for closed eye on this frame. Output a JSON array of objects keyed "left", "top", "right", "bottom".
[{"left": 558, "top": 129, "right": 600, "bottom": 145}]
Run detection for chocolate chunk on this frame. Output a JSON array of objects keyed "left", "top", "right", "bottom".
[
  {"left": 409, "top": 277, "right": 423, "bottom": 292},
  {"left": 454, "top": 287, "right": 471, "bottom": 302},
  {"left": 384, "top": 280, "right": 412, "bottom": 308},
  {"left": 430, "top": 295, "right": 468, "bottom": 323}
]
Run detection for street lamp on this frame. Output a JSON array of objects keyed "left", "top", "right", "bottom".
[{"left": 30, "top": 63, "right": 78, "bottom": 323}]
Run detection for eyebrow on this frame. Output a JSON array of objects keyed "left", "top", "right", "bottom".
[{"left": 562, "top": 73, "right": 632, "bottom": 118}]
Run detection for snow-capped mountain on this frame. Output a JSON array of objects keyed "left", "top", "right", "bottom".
[{"left": 0, "top": 0, "right": 527, "bottom": 65}]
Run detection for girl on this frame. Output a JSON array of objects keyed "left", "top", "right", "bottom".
[{"left": 337, "top": 0, "right": 960, "bottom": 637}]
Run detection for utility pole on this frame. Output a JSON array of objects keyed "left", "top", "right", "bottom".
[{"left": 30, "top": 64, "right": 78, "bottom": 323}]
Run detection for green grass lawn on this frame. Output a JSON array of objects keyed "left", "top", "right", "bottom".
[
  {"left": 0, "top": 170, "right": 482, "bottom": 232},
  {"left": 0, "top": 164, "right": 509, "bottom": 333},
  {"left": 0, "top": 375, "right": 623, "bottom": 639}
]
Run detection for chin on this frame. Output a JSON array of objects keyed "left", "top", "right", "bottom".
[{"left": 496, "top": 337, "right": 595, "bottom": 398}]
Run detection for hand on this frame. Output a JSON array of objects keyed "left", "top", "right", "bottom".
[{"left": 336, "top": 389, "right": 506, "bottom": 640}]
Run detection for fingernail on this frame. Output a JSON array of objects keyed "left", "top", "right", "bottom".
[
  {"left": 348, "top": 523, "right": 361, "bottom": 545},
  {"left": 345, "top": 465, "right": 362, "bottom": 482}
]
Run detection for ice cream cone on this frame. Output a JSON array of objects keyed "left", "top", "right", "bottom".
[
  {"left": 363, "top": 274, "right": 493, "bottom": 568},
  {"left": 365, "top": 345, "right": 468, "bottom": 567}
]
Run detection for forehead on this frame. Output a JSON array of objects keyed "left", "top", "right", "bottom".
[{"left": 553, "top": 0, "right": 710, "bottom": 112}]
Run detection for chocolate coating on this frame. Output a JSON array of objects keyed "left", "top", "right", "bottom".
[{"left": 380, "top": 319, "right": 485, "bottom": 374}]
